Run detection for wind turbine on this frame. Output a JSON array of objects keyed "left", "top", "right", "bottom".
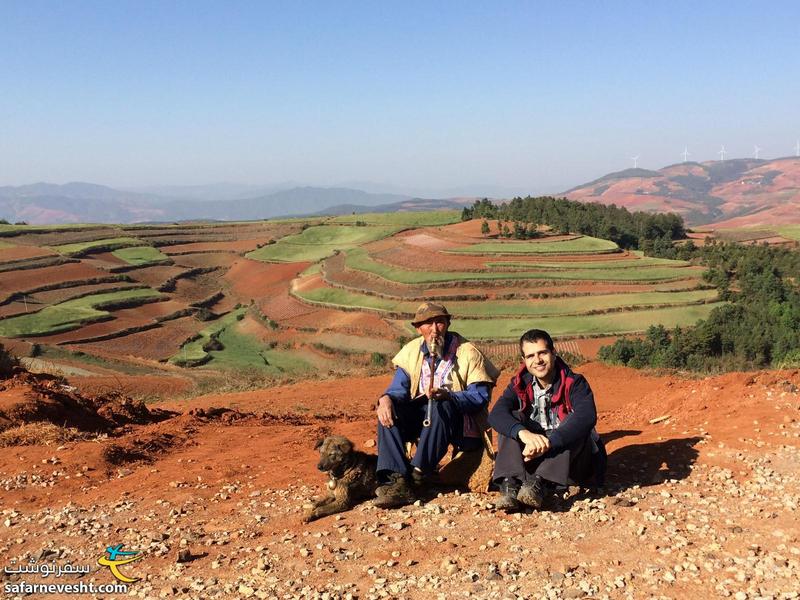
[
  {"left": 754, "top": 145, "right": 762, "bottom": 159},
  {"left": 719, "top": 145, "right": 727, "bottom": 161},
  {"left": 631, "top": 155, "right": 640, "bottom": 168},
  {"left": 682, "top": 147, "right": 691, "bottom": 162}
]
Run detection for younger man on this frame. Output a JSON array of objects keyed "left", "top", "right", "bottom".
[{"left": 489, "top": 329, "right": 605, "bottom": 511}]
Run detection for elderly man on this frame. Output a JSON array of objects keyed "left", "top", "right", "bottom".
[
  {"left": 489, "top": 328, "right": 606, "bottom": 512},
  {"left": 374, "top": 302, "right": 499, "bottom": 509}
]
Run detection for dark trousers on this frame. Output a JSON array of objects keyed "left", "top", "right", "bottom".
[
  {"left": 377, "top": 398, "right": 463, "bottom": 477},
  {"left": 493, "top": 431, "right": 595, "bottom": 487}
]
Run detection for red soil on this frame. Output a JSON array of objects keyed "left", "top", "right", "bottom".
[
  {"left": 126, "top": 265, "right": 187, "bottom": 288},
  {"left": 0, "top": 246, "right": 55, "bottom": 263},
  {"left": 173, "top": 272, "right": 224, "bottom": 303},
  {"left": 170, "top": 253, "right": 238, "bottom": 269},
  {"left": 225, "top": 259, "right": 310, "bottom": 299},
  {"left": 0, "top": 262, "right": 108, "bottom": 295},
  {"left": 30, "top": 281, "right": 142, "bottom": 304},
  {"left": 161, "top": 240, "right": 263, "bottom": 254},
  {"left": 73, "top": 374, "right": 194, "bottom": 399},
  {"left": 75, "top": 316, "right": 204, "bottom": 361},
  {"left": 1, "top": 362, "right": 798, "bottom": 597}
]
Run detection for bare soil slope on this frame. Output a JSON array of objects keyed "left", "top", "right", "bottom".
[{"left": 1, "top": 364, "right": 798, "bottom": 599}]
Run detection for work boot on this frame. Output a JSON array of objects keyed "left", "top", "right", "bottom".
[
  {"left": 494, "top": 478, "right": 521, "bottom": 513},
  {"left": 517, "top": 475, "right": 546, "bottom": 509},
  {"left": 373, "top": 473, "right": 416, "bottom": 509}
]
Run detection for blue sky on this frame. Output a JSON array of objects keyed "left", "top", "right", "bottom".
[{"left": 1, "top": 1, "right": 798, "bottom": 195}]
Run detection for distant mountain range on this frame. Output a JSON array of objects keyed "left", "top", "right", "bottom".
[
  {"left": 0, "top": 183, "right": 471, "bottom": 225},
  {"left": 564, "top": 157, "right": 800, "bottom": 227},
  {"left": 3, "top": 157, "right": 800, "bottom": 226}
]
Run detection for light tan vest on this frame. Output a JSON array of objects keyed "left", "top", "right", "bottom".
[{"left": 392, "top": 332, "right": 499, "bottom": 398}]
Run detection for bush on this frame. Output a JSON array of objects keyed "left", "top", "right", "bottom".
[
  {"left": 0, "top": 343, "right": 19, "bottom": 378},
  {"left": 370, "top": 352, "right": 387, "bottom": 367}
]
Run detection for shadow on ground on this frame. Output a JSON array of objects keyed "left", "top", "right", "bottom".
[{"left": 606, "top": 435, "right": 702, "bottom": 489}]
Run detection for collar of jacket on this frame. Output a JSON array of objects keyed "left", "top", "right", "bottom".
[{"left": 511, "top": 357, "right": 573, "bottom": 414}]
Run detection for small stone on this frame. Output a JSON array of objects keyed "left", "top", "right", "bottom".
[{"left": 176, "top": 549, "right": 192, "bottom": 563}]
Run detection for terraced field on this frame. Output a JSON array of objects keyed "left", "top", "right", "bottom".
[
  {"left": 0, "top": 216, "right": 726, "bottom": 388},
  {"left": 246, "top": 224, "right": 403, "bottom": 263}
]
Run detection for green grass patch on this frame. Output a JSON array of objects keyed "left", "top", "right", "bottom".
[
  {"left": 447, "top": 235, "right": 620, "bottom": 255},
  {"left": 205, "top": 322, "right": 311, "bottom": 374},
  {"left": 775, "top": 225, "right": 800, "bottom": 241},
  {"left": 112, "top": 246, "right": 170, "bottom": 266},
  {"left": 247, "top": 225, "right": 402, "bottom": 263},
  {"left": 301, "top": 263, "right": 323, "bottom": 276},
  {"left": 0, "top": 240, "right": 14, "bottom": 249},
  {"left": 451, "top": 302, "right": 727, "bottom": 340},
  {"left": 345, "top": 248, "right": 699, "bottom": 283},
  {"left": 298, "top": 286, "right": 718, "bottom": 317},
  {"left": 51, "top": 236, "right": 146, "bottom": 256},
  {"left": 0, "top": 223, "right": 110, "bottom": 235},
  {"left": 329, "top": 211, "right": 461, "bottom": 227},
  {"left": 487, "top": 256, "right": 690, "bottom": 269},
  {"left": 169, "top": 308, "right": 247, "bottom": 366},
  {"left": 0, "top": 288, "right": 162, "bottom": 337}
]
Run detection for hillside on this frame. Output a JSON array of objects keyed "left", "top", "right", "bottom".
[
  {"left": 565, "top": 157, "right": 800, "bottom": 227},
  {"left": 0, "top": 361, "right": 798, "bottom": 598}
]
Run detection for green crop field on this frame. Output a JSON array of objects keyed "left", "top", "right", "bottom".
[
  {"left": 247, "top": 225, "right": 402, "bottom": 263},
  {"left": 112, "top": 246, "right": 171, "bottom": 266},
  {"left": 447, "top": 235, "right": 620, "bottom": 255},
  {"left": 329, "top": 211, "right": 461, "bottom": 227},
  {"left": 169, "top": 308, "right": 311, "bottom": 373},
  {"left": 487, "top": 255, "right": 691, "bottom": 270},
  {"left": 297, "top": 286, "right": 717, "bottom": 318},
  {"left": 776, "top": 225, "right": 800, "bottom": 241},
  {"left": 169, "top": 308, "right": 247, "bottom": 365},
  {"left": 205, "top": 322, "right": 311, "bottom": 373},
  {"left": 0, "top": 288, "right": 162, "bottom": 337},
  {"left": 344, "top": 248, "right": 699, "bottom": 283},
  {"left": 450, "top": 302, "right": 727, "bottom": 340},
  {"left": 0, "top": 223, "right": 107, "bottom": 235},
  {"left": 51, "top": 236, "right": 146, "bottom": 255}
]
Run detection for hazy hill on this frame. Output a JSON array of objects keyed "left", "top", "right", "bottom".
[
  {"left": 0, "top": 183, "right": 414, "bottom": 224},
  {"left": 565, "top": 157, "right": 800, "bottom": 226}
]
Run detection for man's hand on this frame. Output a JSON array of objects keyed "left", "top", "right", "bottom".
[
  {"left": 377, "top": 395, "right": 394, "bottom": 428},
  {"left": 518, "top": 429, "right": 550, "bottom": 461},
  {"left": 430, "top": 388, "right": 452, "bottom": 402}
]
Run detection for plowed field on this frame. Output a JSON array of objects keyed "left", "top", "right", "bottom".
[{"left": 0, "top": 262, "right": 108, "bottom": 296}]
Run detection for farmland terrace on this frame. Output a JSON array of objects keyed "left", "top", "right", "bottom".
[{"left": 0, "top": 213, "right": 725, "bottom": 394}]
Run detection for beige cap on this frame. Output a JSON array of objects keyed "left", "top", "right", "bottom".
[{"left": 411, "top": 302, "right": 451, "bottom": 326}]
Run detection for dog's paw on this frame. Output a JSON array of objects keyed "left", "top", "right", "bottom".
[{"left": 302, "top": 508, "right": 320, "bottom": 523}]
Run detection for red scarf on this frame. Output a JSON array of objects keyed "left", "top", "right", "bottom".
[{"left": 511, "top": 357, "right": 574, "bottom": 421}]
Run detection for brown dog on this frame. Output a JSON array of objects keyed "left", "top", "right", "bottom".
[{"left": 303, "top": 435, "right": 379, "bottom": 522}]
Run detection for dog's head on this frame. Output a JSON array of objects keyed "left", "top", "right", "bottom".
[{"left": 314, "top": 435, "right": 355, "bottom": 477}]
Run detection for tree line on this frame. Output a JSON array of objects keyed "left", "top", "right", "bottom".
[
  {"left": 599, "top": 241, "right": 800, "bottom": 372},
  {"left": 461, "top": 196, "right": 686, "bottom": 252},
  {"left": 461, "top": 196, "right": 800, "bottom": 372}
]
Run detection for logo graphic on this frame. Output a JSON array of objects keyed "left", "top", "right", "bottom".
[{"left": 97, "top": 545, "right": 142, "bottom": 583}]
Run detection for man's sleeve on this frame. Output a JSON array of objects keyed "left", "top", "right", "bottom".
[
  {"left": 450, "top": 382, "right": 490, "bottom": 413},
  {"left": 488, "top": 383, "right": 527, "bottom": 439},
  {"left": 546, "top": 376, "right": 597, "bottom": 450},
  {"left": 383, "top": 368, "right": 411, "bottom": 403}
]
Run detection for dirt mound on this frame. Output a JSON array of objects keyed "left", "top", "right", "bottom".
[{"left": 0, "top": 368, "right": 170, "bottom": 440}]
